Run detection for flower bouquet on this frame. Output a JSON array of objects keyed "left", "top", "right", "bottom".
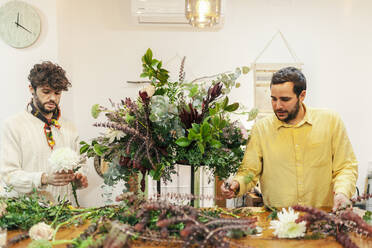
[
  {"left": 49, "top": 147, "right": 86, "bottom": 207},
  {"left": 80, "top": 49, "right": 257, "bottom": 192}
]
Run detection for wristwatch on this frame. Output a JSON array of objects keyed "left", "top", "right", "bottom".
[{"left": 41, "top": 173, "right": 48, "bottom": 186}]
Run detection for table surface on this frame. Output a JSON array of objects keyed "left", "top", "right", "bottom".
[{"left": 7, "top": 207, "right": 372, "bottom": 248}]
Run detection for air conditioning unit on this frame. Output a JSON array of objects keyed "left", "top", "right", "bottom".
[{"left": 131, "top": 0, "right": 225, "bottom": 27}]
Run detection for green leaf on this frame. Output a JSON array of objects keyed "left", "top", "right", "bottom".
[
  {"left": 140, "top": 72, "right": 149, "bottom": 78},
  {"left": 125, "top": 113, "right": 135, "bottom": 122},
  {"left": 210, "top": 139, "right": 221, "bottom": 148},
  {"left": 154, "top": 88, "right": 166, "bottom": 96},
  {"left": 222, "top": 96, "right": 229, "bottom": 109},
  {"left": 197, "top": 142, "right": 205, "bottom": 154},
  {"left": 189, "top": 85, "right": 199, "bottom": 97},
  {"left": 212, "top": 116, "right": 220, "bottom": 127},
  {"left": 242, "top": 66, "right": 250, "bottom": 74},
  {"left": 91, "top": 104, "right": 101, "bottom": 119},
  {"left": 151, "top": 59, "right": 159, "bottom": 67},
  {"left": 236, "top": 82, "right": 241, "bottom": 88},
  {"left": 157, "top": 61, "right": 162, "bottom": 69},
  {"left": 248, "top": 108, "right": 259, "bottom": 121},
  {"left": 191, "top": 123, "right": 200, "bottom": 132},
  {"left": 201, "top": 122, "right": 211, "bottom": 138},
  {"left": 79, "top": 144, "right": 90, "bottom": 154},
  {"left": 188, "top": 129, "right": 198, "bottom": 140},
  {"left": 224, "top": 103, "right": 239, "bottom": 112},
  {"left": 145, "top": 48, "right": 153, "bottom": 64},
  {"left": 209, "top": 107, "right": 217, "bottom": 116},
  {"left": 175, "top": 137, "right": 191, "bottom": 147},
  {"left": 219, "top": 119, "right": 228, "bottom": 129},
  {"left": 93, "top": 144, "right": 108, "bottom": 156}
]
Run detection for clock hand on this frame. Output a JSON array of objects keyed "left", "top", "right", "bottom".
[
  {"left": 16, "top": 13, "right": 19, "bottom": 27},
  {"left": 14, "top": 22, "right": 32, "bottom": 34}
]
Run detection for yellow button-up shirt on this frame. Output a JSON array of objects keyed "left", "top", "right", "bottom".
[{"left": 234, "top": 106, "right": 358, "bottom": 208}]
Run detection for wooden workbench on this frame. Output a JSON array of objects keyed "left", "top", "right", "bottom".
[{"left": 6, "top": 208, "right": 372, "bottom": 248}]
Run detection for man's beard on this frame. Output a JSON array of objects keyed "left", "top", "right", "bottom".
[
  {"left": 275, "top": 99, "right": 300, "bottom": 123},
  {"left": 34, "top": 95, "right": 57, "bottom": 114}
]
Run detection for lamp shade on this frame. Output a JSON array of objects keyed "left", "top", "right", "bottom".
[{"left": 185, "top": 0, "right": 221, "bottom": 28}]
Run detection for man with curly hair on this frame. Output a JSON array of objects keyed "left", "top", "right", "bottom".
[
  {"left": 221, "top": 67, "right": 358, "bottom": 210},
  {"left": 0, "top": 61, "right": 88, "bottom": 204}
]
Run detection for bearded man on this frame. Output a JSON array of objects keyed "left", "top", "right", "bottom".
[
  {"left": 221, "top": 67, "right": 358, "bottom": 210},
  {"left": 0, "top": 61, "right": 88, "bottom": 204}
]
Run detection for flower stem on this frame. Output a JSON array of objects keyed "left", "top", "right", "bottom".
[
  {"left": 52, "top": 210, "right": 98, "bottom": 241},
  {"left": 71, "top": 181, "right": 80, "bottom": 207},
  {"left": 51, "top": 195, "right": 67, "bottom": 227}
]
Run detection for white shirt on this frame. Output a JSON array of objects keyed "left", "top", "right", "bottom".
[{"left": 0, "top": 111, "right": 80, "bottom": 203}]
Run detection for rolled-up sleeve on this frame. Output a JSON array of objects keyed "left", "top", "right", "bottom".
[
  {"left": 234, "top": 125, "right": 263, "bottom": 197},
  {"left": 331, "top": 114, "right": 358, "bottom": 198}
]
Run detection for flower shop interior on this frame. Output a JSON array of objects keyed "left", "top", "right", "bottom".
[{"left": 0, "top": 0, "right": 372, "bottom": 247}]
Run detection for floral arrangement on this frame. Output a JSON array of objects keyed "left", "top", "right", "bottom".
[
  {"left": 80, "top": 48, "right": 257, "bottom": 191},
  {"left": 49, "top": 147, "right": 86, "bottom": 207}
]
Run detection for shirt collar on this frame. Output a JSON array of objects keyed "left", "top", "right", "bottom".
[{"left": 274, "top": 103, "right": 313, "bottom": 129}]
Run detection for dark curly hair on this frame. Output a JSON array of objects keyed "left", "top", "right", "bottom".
[
  {"left": 271, "top": 67, "right": 306, "bottom": 97},
  {"left": 28, "top": 61, "right": 71, "bottom": 91}
]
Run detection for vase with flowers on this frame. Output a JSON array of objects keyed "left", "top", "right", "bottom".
[{"left": 80, "top": 49, "right": 257, "bottom": 194}]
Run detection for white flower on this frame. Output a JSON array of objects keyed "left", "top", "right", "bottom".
[
  {"left": 105, "top": 129, "right": 126, "bottom": 143},
  {"left": 29, "top": 222, "right": 54, "bottom": 240},
  {"left": 141, "top": 84, "right": 156, "bottom": 97},
  {"left": 49, "top": 147, "right": 80, "bottom": 173},
  {"left": 269, "top": 207, "right": 306, "bottom": 238}
]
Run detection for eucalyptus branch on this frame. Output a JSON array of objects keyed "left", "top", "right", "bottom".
[{"left": 190, "top": 71, "right": 231, "bottom": 84}]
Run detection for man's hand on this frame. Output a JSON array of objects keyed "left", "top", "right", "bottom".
[
  {"left": 42, "top": 170, "right": 74, "bottom": 186},
  {"left": 220, "top": 180, "right": 240, "bottom": 199},
  {"left": 74, "top": 173, "right": 88, "bottom": 189},
  {"left": 333, "top": 192, "right": 351, "bottom": 211}
]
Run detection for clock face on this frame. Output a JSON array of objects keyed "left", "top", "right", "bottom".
[{"left": 0, "top": 1, "right": 41, "bottom": 48}]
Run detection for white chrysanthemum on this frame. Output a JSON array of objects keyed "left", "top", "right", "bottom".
[
  {"left": 49, "top": 147, "right": 80, "bottom": 173},
  {"left": 105, "top": 129, "right": 126, "bottom": 143},
  {"left": 269, "top": 207, "right": 306, "bottom": 238},
  {"left": 29, "top": 222, "right": 54, "bottom": 240}
]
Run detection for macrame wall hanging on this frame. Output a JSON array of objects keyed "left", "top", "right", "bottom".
[{"left": 252, "top": 30, "right": 303, "bottom": 119}]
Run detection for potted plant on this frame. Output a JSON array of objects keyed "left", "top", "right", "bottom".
[{"left": 80, "top": 49, "right": 257, "bottom": 193}]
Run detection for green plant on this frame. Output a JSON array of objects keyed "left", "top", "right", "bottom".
[{"left": 81, "top": 48, "right": 257, "bottom": 191}]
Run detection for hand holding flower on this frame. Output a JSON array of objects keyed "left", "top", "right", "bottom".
[
  {"left": 73, "top": 173, "right": 88, "bottom": 189},
  {"left": 42, "top": 171, "right": 74, "bottom": 186}
]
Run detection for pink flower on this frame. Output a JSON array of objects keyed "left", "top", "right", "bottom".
[{"left": 239, "top": 123, "right": 249, "bottom": 139}]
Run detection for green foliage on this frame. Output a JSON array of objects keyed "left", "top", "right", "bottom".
[
  {"left": 80, "top": 48, "right": 256, "bottom": 188},
  {"left": 141, "top": 48, "right": 169, "bottom": 86},
  {"left": 91, "top": 104, "right": 101, "bottom": 119},
  {"left": 266, "top": 205, "right": 278, "bottom": 220},
  {"left": 0, "top": 190, "right": 75, "bottom": 230}
]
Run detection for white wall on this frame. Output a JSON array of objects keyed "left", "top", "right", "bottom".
[
  {"left": 0, "top": 0, "right": 65, "bottom": 121},
  {"left": 1, "top": 0, "right": 371, "bottom": 206}
]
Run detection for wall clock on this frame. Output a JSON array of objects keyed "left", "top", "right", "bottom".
[{"left": 0, "top": 1, "right": 41, "bottom": 48}]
